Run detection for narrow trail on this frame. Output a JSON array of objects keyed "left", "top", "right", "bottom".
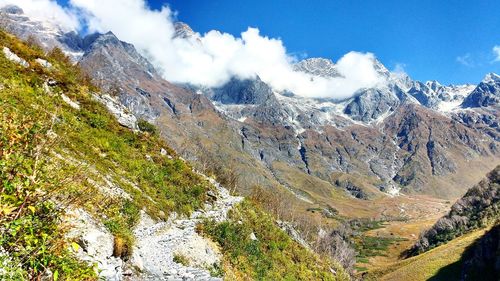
[{"left": 129, "top": 179, "right": 243, "bottom": 281}]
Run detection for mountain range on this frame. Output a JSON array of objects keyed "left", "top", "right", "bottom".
[
  {"left": 2, "top": 3, "right": 500, "bottom": 208},
  {"left": 1, "top": 4, "right": 500, "bottom": 280},
  {"left": 2, "top": 4, "right": 499, "bottom": 205}
]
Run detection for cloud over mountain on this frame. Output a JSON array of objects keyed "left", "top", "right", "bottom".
[
  {"left": 1, "top": 0, "right": 386, "bottom": 99},
  {"left": 493, "top": 45, "right": 500, "bottom": 63},
  {"left": 0, "top": 0, "right": 80, "bottom": 32}
]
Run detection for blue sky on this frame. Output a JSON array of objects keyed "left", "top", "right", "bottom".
[{"left": 58, "top": 0, "right": 500, "bottom": 85}]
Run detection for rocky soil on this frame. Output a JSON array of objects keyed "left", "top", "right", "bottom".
[
  {"left": 129, "top": 178, "right": 243, "bottom": 281},
  {"left": 67, "top": 178, "right": 243, "bottom": 281}
]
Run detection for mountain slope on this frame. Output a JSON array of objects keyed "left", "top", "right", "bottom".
[
  {"left": 3, "top": 6, "right": 499, "bottom": 205},
  {"left": 410, "top": 165, "right": 499, "bottom": 255},
  {"left": 0, "top": 29, "right": 349, "bottom": 280},
  {"left": 364, "top": 228, "right": 489, "bottom": 281}
]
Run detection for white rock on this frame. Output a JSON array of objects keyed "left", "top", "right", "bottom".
[
  {"left": 35, "top": 58, "right": 52, "bottom": 69},
  {"left": 65, "top": 208, "right": 123, "bottom": 281},
  {"left": 2, "top": 47, "right": 29, "bottom": 67},
  {"left": 249, "top": 232, "right": 258, "bottom": 241},
  {"left": 61, "top": 94, "right": 80, "bottom": 110},
  {"left": 92, "top": 94, "right": 137, "bottom": 130}
]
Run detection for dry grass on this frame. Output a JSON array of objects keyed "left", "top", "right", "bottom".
[{"left": 112, "top": 236, "right": 130, "bottom": 258}]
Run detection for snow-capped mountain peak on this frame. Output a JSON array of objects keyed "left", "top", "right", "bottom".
[
  {"left": 483, "top": 72, "right": 500, "bottom": 84},
  {"left": 0, "top": 5, "right": 83, "bottom": 60},
  {"left": 173, "top": 22, "right": 198, "bottom": 40},
  {"left": 293, "top": 57, "right": 342, "bottom": 78}
]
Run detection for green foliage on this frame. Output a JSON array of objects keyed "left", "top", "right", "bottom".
[
  {"left": 200, "top": 200, "right": 350, "bottom": 281},
  {"left": 137, "top": 119, "right": 158, "bottom": 135},
  {"left": 172, "top": 253, "right": 190, "bottom": 266},
  {"left": 0, "top": 95, "right": 96, "bottom": 278},
  {"left": 348, "top": 219, "right": 386, "bottom": 232},
  {"left": 354, "top": 236, "right": 407, "bottom": 259},
  {"left": 208, "top": 262, "right": 224, "bottom": 278}
]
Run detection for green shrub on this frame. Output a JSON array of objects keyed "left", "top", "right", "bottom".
[
  {"left": 173, "top": 253, "right": 190, "bottom": 266},
  {"left": 138, "top": 119, "right": 158, "bottom": 135}
]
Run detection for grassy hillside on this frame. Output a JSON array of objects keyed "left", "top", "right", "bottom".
[
  {"left": 0, "top": 30, "right": 350, "bottom": 280},
  {"left": 200, "top": 199, "right": 350, "bottom": 281},
  {"left": 410, "top": 165, "right": 499, "bottom": 255},
  {"left": 0, "top": 29, "right": 217, "bottom": 279},
  {"left": 364, "top": 228, "right": 488, "bottom": 281}
]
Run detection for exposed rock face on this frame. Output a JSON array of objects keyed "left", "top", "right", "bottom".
[
  {"left": 293, "top": 58, "right": 342, "bottom": 78},
  {"left": 92, "top": 94, "right": 138, "bottom": 129},
  {"left": 277, "top": 220, "right": 311, "bottom": 249},
  {"left": 408, "top": 81, "right": 475, "bottom": 110},
  {"left": 78, "top": 32, "right": 162, "bottom": 121},
  {"left": 462, "top": 73, "right": 500, "bottom": 108},
  {"left": 66, "top": 209, "right": 123, "bottom": 281},
  {"left": 210, "top": 77, "right": 276, "bottom": 105},
  {"left": 0, "top": 5, "right": 84, "bottom": 60},
  {"left": 173, "top": 22, "right": 198, "bottom": 40},
  {"left": 344, "top": 88, "right": 400, "bottom": 122},
  {"left": 2, "top": 46, "right": 29, "bottom": 67}
]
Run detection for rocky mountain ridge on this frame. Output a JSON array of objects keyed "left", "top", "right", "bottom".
[{"left": 3, "top": 5, "right": 499, "bottom": 204}]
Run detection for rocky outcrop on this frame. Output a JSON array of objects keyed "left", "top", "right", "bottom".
[
  {"left": 344, "top": 88, "right": 400, "bottom": 122},
  {"left": 2, "top": 47, "right": 28, "bottom": 67},
  {"left": 462, "top": 73, "right": 500, "bottom": 108},
  {"left": 66, "top": 209, "right": 123, "bottom": 281},
  {"left": 92, "top": 94, "right": 138, "bottom": 129},
  {"left": 173, "top": 22, "right": 198, "bottom": 40},
  {"left": 293, "top": 58, "right": 342, "bottom": 78},
  {"left": 210, "top": 77, "right": 276, "bottom": 105}
]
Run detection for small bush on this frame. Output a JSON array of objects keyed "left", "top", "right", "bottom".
[
  {"left": 173, "top": 253, "right": 190, "bottom": 266},
  {"left": 137, "top": 119, "right": 158, "bottom": 135},
  {"left": 113, "top": 236, "right": 130, "bottom": 259}
]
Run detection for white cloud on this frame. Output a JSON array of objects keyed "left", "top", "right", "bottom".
[
  {"left": 493, "top": 46, "right": 500, "bottom": 62},
  {"left": 456, "top": 53, "right": 474, "bottom": 67},
  {"left": 0, "top": 0, "right": 80, "bottom": 32},
  {"left": 392, "top": 63, "right": 407, "bottom": 74},
  {"left": 1, "top": 0, "right": 387, "bottom": 99}
]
